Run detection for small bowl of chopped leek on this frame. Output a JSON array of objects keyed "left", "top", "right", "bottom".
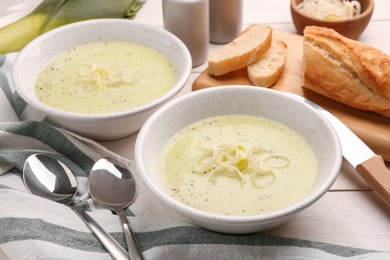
[
  {"left": 134, "top": 86, "right": 342, "bottom": 234},
  {"left": 12, "top": 19, "right": 192, "bottom": 140},
  {"left": 290, "top": 0, "right": 374, "bottom": 39}
]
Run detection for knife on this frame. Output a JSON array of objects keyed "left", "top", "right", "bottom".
[{"left": 286, "top": 92, "right": 390, "bottom": 207}]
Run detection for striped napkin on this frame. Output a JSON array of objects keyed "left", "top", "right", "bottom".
[{"left": 1, "top": 52, "right": 390, "bottom": 260}]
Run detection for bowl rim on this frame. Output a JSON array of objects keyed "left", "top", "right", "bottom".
[
  {"left": 135, "top": 86, "right": 343, "bottom": 225},
  {"left": 12, "top": 18, "right": 192, "bottom": 121},
  {"left": 290, "top": 0, "right": 374, "bottom": 24}
]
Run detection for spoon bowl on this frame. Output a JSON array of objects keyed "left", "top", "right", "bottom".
[
  {"left": 89, "top": 157, "right": 143, "bottom": 260},
  {"left": 23, "top": 153, "right": 128, "bottom": 260},
  {"left": 23, "top": 153, "right": 77, "bottom": 203},
  {"left": 89, "top": 158, "right": 136, "bottom": 210}
]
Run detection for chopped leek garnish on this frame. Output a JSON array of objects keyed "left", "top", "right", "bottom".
[
  {"left": 209, "top": 165, "right": 246, "bottom": 187},
  {"left": 0, "top": 0, "right": 146, "bottom": 54},
  {"left": 194, "top": 144, "right": 290, "bottom": 188},
  {"left": 74, "top": 63, "right": 138, "bottom": 97}
]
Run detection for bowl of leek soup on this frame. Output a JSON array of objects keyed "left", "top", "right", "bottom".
[
  {"left": 135, "top": 86, "right": 342, "bottom": 234},
  {"left": 290, "top": 0, "right": 374, "bottom": 39},
  {"left": 12, "top": 19, "right": 191, "bottom": 140}
]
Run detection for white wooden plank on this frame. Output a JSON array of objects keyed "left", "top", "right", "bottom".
[{"left": 265, "top": 191, "right": 390, "bottom": 252}]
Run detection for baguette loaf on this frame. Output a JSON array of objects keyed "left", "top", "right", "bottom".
[
  {"left": 303, "top": 26, "right": 390, "bottom": 118},
  {"left": 208, "top": 24, "right": 272, "bottom": 76},
  {"left": 247, "top": 40, "right": 287, "bottom": 87}
]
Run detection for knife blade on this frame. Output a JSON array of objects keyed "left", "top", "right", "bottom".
[{"left": 285, "top": 92, "right": 390, "bottom": 207}]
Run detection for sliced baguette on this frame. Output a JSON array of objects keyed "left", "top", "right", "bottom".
[
  {"left": 208, "top": 24, "right": 272, "bottom": 76},
  {"left": 303, "top": 26, "right": 390, "bottom": 118},
  {"left": 247, "top": 40, "right": 287, "bottom": 87}
]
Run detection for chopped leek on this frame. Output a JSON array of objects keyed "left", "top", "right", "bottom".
[
  {"left": 75, "top": 63, "right": 138, "bottom": 95},
  {"left": 194, "top": 144, "right": 290, "bottom": 188},
  {"left": 297, "top": 0, "right": 361, "bottom": 21},
  {"left": 209, "top": 165, "right": 246, "bottom": 187},
  {"left": 0, "top": 0, "right": 145, "bottom": 54}
]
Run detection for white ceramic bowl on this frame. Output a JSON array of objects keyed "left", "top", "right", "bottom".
[
  {"left": 12, "top": 19, "right": 191, "bottom": 140},
  {"left": 135, "top": 86, "right": 342, "bottom": 234}
]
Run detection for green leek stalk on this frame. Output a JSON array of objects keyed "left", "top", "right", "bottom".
[{"left": 0, "top": 0, "right": 145, "bottom": 54}]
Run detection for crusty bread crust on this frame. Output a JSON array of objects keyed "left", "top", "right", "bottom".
[
  {"left": 303, "top": 26, "right": 390, "bottom": 117},
  {"left": 208, "top": 24, "right": 272, "bottom": 76},
  {"left": 247, "top": 40, "right": 287, "bottom": 87}
]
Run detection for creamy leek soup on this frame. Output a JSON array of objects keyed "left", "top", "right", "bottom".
[
  {"left": 158, "top": 115, "right": 318, "bottom": 216},
  {"left": 35, "top": 41, "right": 176, "bottom": 114}
]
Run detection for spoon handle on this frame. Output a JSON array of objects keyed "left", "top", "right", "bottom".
[
  {"left": 72, "top": 205, "right": 129, "bottom": 260},
  {"left": 118, "top": 210, "right": 144, "bottom": 260}
]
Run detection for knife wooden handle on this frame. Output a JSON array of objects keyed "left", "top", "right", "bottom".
[{"left": 356, "top": 155, "right": 390, "bottom": 207}]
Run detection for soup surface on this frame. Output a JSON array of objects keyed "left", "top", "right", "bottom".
[
  {"left": 35, "top": 41, "right": 176, "bottom": 114},
  {"left": 159, "top": 115, "right": 318, "bottom": 216}
]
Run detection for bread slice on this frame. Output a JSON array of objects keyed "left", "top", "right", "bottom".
[
  {"left": 303, "top": 26, "right": 390, "bottom": 118},
  {"left": 247, "top": 40, "right": 287, "bottom": 87},
  {"left": 208, "top": 24, "right": 272, "bottom": 76}
]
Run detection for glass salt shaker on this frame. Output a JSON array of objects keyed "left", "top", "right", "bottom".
[
  {"left": 162, "top": 0, "right": 209, "bottom": 67},
  {"left": 209, "top": 0, "right": 243, "bottom": 44}
]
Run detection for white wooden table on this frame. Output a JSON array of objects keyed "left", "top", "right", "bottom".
[{"left": 1, "top": 0, "right": 389, "bottom": 253}]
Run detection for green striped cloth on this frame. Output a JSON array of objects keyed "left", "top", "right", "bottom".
[{"left": 1, "top": 52, "right": 389, "bottom": 260}]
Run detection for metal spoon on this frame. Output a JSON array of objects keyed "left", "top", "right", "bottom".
[
  {"left": 89, "top": 158, "right": 143, "bottom": 260},
  {"left": 23, "top": 153, "right": 128, "bottom": 260}
]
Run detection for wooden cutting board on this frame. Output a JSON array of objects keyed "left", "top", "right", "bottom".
[{"left": 192, "top": 30, "right": 390, "bottom": 162}]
